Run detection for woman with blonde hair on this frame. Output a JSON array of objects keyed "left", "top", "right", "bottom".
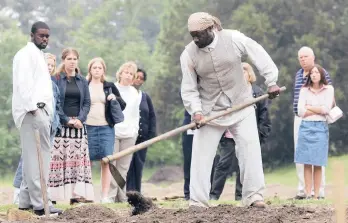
[
  {"left": 85, "top": 57, "right": 125, "bottom": 203},
  {"left": 48, "top": 48, "right": 94, "bottom": 205},
  {"left": 108, "top": 61, "right": 141, "bottom": 202},
  {"left": 45, "top": 53, "right": 57, "bottom": 75}
]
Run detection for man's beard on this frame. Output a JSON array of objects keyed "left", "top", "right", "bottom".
[{"left": 34, "top": 40, "right": 47, "bottom": 50}]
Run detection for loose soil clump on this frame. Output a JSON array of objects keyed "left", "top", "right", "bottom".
[{"left": 127, "top": 191, "right": 156, "bottom": 215}]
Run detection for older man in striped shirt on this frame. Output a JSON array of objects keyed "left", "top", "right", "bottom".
[{"left": 293, "top": 46, "right": 332, "bottom": 199}]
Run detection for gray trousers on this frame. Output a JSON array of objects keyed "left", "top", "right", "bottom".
[
  {"left": 19, "top": 109, "right": 51, "bottom": 210},
  {"left": 13, "top": 130, "right": 56, "bottom": 189},
  {"left": 108, "top": 137, "right": 137, "bottom": 202},
  {"left": 189, "top": 109, "right": 264, "bottom": 207}
]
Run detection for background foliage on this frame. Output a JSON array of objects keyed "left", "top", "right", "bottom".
[{"left": 0, "top": 0, "right": 347, "bottom": 174}]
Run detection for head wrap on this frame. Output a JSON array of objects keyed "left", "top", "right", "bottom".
[{"left": 187, "top": 12, "right": 222, "bottom": 32}]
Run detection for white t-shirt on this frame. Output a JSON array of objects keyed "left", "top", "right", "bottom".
[{"left": 114, "top": 83, "right": 141, "bottom": 139}]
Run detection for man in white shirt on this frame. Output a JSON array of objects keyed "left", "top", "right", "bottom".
[
  {"left": 12, "top": 21, "right": 62, "bottom": 216},
  {"left": 180, "top": 12, "right": 280, "bottom": 208}
]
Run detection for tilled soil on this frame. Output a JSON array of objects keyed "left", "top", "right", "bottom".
[
  {"left": 120, "top": 205, "right": 337, "bottom": 223},
  {"left": 9, "top": 204, "right": 343, "bottom": 223},
  {"left": 58, "top": 204, "right": 119, "bottom": 222}
]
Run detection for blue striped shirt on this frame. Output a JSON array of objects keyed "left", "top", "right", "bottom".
[{"left": 293, "top": 68, "right": 332, "bottom": 116}]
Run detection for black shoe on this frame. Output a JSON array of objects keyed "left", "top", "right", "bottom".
[
  {"left": 235, "top": 196, "right": 242, "bottom": 201},
  {"left": 292, "top": 195, "right": 306, "bottom": 200},
  {"left": 19, "top": 207, "right": 31, "bottom": 211},
  {"left": 209, "top": 195, "right": 219, "bottom": 201},
  {"left": 34, "top": 206, "right": 63, "bottom": 216}
]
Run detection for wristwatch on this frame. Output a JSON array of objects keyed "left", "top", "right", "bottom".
[{"left": 37, "top": 102, "right": 46, "bottom": 109}]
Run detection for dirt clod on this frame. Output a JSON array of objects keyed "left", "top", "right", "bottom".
[{"left": 127, "top": 191, "right": 156, "bottom": 215}]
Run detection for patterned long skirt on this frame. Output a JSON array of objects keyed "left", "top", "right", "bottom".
[{"left": 48, "top": 126, "right": 94, "bottom": 201}]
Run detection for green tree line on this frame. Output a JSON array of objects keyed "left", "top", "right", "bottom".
[{"left": 0, "top": 0, "right": 347, "bottom": 175}]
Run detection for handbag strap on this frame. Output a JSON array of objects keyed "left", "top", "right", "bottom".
[{"left": 332, "top": 97, "right": 337, "bottom": 107}]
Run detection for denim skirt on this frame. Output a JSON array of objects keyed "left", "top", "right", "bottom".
[
  {"left": 294, "top": 120, "right": 329, "bottom": 166},
  {"left": 86, "top": 125, "right": 115, "bottom": 161}
]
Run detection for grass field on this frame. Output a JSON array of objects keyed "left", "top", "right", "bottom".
[
  {"left": 1, "top": 154, "right": 348, "bottom": 187},
  {"left": 263, "top": 154, "right": 348, "bottom": 186},
  {"left": 1, "top": 154, "right": 348, "bottom": 213}
]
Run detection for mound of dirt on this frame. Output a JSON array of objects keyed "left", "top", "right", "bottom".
[
  {"left": 58, "top": 204, "right": 119, "bottom": 223},
  {"left": 147, "top": 166, "right": 184, "bottom": 184},
  {"left": 121, "top": 205, "right": 337, "bottom": 223},
  {"left": 11, "top": 204, "right": 346, "bottom": 223}
]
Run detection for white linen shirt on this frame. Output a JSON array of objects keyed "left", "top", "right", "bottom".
[
  {"left": 12, "top": 42, "right": 53, "bottom": 129},
  {"left": 180, "top": 30, "right": 279, "bottom": 115}
]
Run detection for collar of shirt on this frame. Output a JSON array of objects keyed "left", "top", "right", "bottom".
[
  {"left": 200, "top": 31, "right": 218, "bottom": 52},
  {"left": 307, "top": 84, "right": 329, "bottom": 93},
  {"left": 297, "top": 68, "right": 309, "bottom": 82},
  {"left": 27, "top": 42, "right": 44, "bottom": 56}
]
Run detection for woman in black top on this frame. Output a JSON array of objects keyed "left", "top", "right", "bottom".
[
  {"left": 49, "top": 48, "right": 94, "bottom": 204},
  {"left": 126, "top": 68, "right": 157, "bottom": 193}
]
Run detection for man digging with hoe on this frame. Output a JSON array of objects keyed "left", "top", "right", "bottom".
[
  {"left": 180, "top": 12, "right": 280, "bottom": 208},
  {"left": 103, "top": 12, "right": 283, "bottom": 214}
]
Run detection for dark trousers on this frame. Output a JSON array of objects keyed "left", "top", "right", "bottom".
[
  {"left": 210, "top": 137, "right": 243, "bottom": 201},
  {"left": 182, "top": 131, "right": 216, "bottom": 199},
  {"left": 182, "top": 131, "right": 193, "bottom": 199},
  {"left": 126, "top": 138, "right": 148, "bottom": 193}
]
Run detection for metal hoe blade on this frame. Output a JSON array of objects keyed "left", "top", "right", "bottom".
[{"left": 109, "top": 162, "right": 126, "bottom": 189}]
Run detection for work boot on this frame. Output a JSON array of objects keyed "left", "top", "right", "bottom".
[{"left": 34, "top": 206, "right": 63, "bottom": 216}]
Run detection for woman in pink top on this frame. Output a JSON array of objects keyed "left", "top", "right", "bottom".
[{"left": 295, "top": 64, "right": 334, "bottom": 199}]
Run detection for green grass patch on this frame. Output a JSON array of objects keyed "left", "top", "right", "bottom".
[
  {"left": 0, "top": 173, "right": 14, "bottom": 187},
  {"left": 226, "top": 154, "right": 348, "bottom": 186}
]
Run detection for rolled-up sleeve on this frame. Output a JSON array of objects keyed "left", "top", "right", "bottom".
[
  {"left": 231, "top": 30, "right": 279, "bottom": 87},
  {"left": 297, "top": 88, "right": 307, "bottom": 118},
  {"left": 180, "top": 50, "right": 202, "bottom": 115}
]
